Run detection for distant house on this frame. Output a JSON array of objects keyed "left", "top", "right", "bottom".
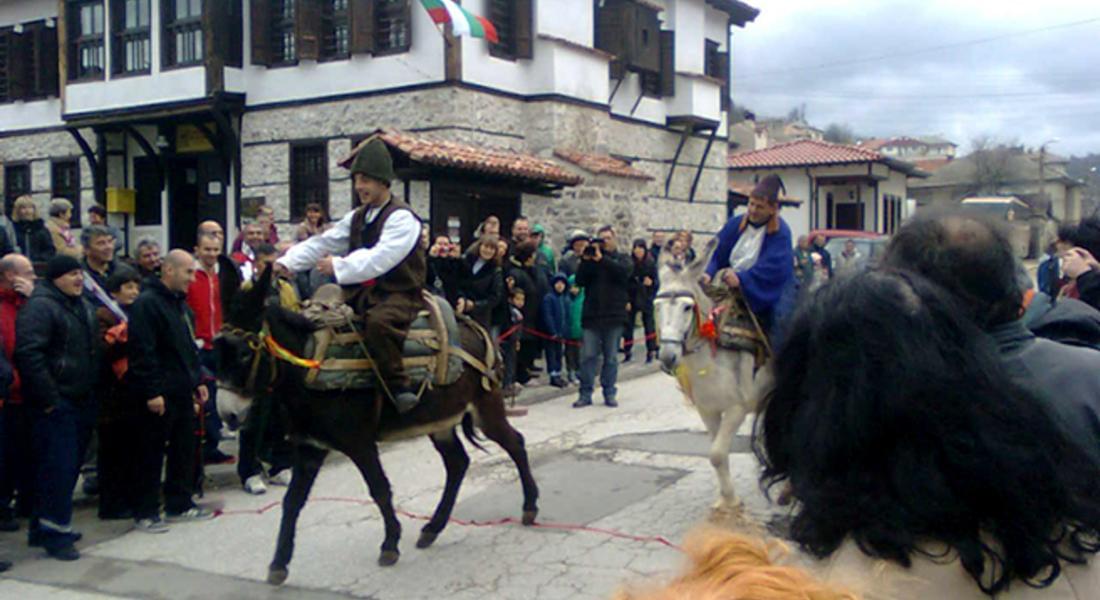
[
  {"left": 728, "top": 139, "right": 926, "bottom": 238},
  {"left": 728, "top": 117, "right": 823, "bottom": 152},
  {"left": 858, "top": 135, "right": 957, "bottom": 174},
  {"left": 908, "top": 149, "right": 1085, "bottom": 227}
]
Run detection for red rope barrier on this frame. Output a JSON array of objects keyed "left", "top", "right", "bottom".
[{"left": 213, "top": 496, "right": 681, "bottom": 551}]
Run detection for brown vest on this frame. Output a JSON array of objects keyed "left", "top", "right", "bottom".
[{"left": 348, "top": 197, "right": 427, "bottom": 294}]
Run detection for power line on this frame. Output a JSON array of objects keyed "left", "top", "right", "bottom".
[{"left": 732, "top": 16, "right": 1100, "bottom": 81}]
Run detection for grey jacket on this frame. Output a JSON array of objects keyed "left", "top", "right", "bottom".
[{"left": 989, "top": 319, "right": 1100, "bottom": 463}]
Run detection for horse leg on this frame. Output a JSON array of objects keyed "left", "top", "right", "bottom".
[
  {"left": 709, "top": 353, "right": 755, "bottom": 513},
  {"left": 347, "top": 444, "right": 402, "bottom": 567},
  {"left": 417, "top": 428, "right": 470, "bottom": 549},
  {"left": 476, "top": 392, "right": 539, "bottom": 525},
  {"left": 697, "top": 410, "right": 731, "bottom": 509},
  {"left": 268, "top": 443, "right": 328, "bottom": 586}
]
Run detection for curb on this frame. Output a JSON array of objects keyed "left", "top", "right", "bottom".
[{"left": 509, "top": 362, "right": 662, "bottom": 407}]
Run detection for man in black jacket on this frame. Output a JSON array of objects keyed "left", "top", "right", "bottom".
[
  {"left": 15, "top": 255, "right": 99, "bottom": 560},
  {"left": 128, "top": 250, "right": 213, "bottom": 530},
  {"left": 573, "top": 226, "right": 632, "bottom": 408},
  {"left": 884, "top": 214, "right": 1100, "bottom": 463}
]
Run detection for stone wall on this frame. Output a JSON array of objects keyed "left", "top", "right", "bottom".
[{"left": 0, "top": 128, "right": 95, "bottom": 222}]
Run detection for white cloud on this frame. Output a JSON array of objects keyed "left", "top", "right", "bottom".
[{"left": 732, "top": 0, "right": 1100, "bottom": 154}]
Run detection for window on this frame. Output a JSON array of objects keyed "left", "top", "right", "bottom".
[
  {"left": 639, "top": 70, "right": 661, "bottom": 98},
  {"left": 290, "top": 143, "right": 329, "bottom": 219},
  {"left": 374, "top": 0, "right": 410, "bottom": 54},
  {"left": 113, "top": 0, "right": 151, "bottom": 74},
  {"left": 0, "top": 31, "right": 10, "bottom": 102},
  {"left": 704, "top": 39, "right": 729, "bottom": 110},
  {"left": 163, "top": 0, "right": 203, "bottom": 67},
  {"left": 488, "top": 0, "right": 515, "bottom": 59},
  {"left": 3, "top": 164, "right": 31, "bottom": 217},
  {"left": 69, "top": 1, "right": 105, "bottom": 79},
  {"left": 270, "top": 0, "right": 296, "bottom": 64},
  {"left": 321, "top": 0, "right": 350, "bottom": 59},
  {"left": 51, "top": 160, "right": 81, "bottom": 228}
]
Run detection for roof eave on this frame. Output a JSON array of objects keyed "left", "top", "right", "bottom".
[{"left": 707, "top": 0, "right": 760, "bottom": 27}]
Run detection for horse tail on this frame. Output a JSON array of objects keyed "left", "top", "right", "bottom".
[{"left": 461, "top": 412, "right": 486, "bottom": 452}]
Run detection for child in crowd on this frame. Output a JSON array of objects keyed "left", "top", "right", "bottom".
[
  {"left": 564, "top": 274, "right": 584, "bottom": 385},
  {"left": 540, "top": 274, "right": 569, "bottom": 388},
  {"left": 501, "top": 288, "right": 525, "bottom": 396}
]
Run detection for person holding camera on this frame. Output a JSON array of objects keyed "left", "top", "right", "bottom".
[{"left": 573, "top": 226, "right": 632, "bottom": 408}]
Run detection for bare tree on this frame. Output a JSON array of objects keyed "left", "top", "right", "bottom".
[
  {"left": 969, "top": 135, "right": 1015, "bottom": 195},
  {"left": 824, "top": 123, "right": 856, "bottom": 145}
]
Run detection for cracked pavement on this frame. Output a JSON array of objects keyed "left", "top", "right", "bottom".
[{"left": 0, "top": 371, "right": 788, "bottom": 599}]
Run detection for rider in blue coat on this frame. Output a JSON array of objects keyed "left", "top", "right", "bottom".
[{"left": 704, "top": 174, "right": 795, "bottom": 337}]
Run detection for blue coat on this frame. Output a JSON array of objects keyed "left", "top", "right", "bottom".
[
  {"left": 540, "top": 290, "right": 567, "bottom": 339},
  {"left": 705, "top": 215, "right": 795, "bottom": 321}
]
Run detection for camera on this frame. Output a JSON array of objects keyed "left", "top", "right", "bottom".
[{"left": 584, "top": 244, "right": 597, "bottom": 257}]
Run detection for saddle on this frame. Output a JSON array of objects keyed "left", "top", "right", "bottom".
[
  {"left": 704, "top": 272, "right": 771, "bottom": 369},
  {"left": 299, "top": 284, "right": 466, "bottom": 393}
]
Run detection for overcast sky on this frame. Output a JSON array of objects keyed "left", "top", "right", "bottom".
[{"left": 730, "top": 0, "right": 1100, "bottom": 156}]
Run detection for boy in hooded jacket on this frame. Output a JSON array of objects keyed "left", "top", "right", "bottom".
[
  {"left": 540, "top": 274, "right": 569, "bottom": 388},
  {"left": 564, "top": 274, "right": 584, "bottom": 385}
]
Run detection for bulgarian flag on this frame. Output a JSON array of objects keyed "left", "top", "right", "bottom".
[{"left": 420, "top": 0, "right": 500, "bottom": 44}]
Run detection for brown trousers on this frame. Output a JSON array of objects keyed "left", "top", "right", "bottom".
[{"left": 359, "top": 289, "right": 421, "bottom": 389}]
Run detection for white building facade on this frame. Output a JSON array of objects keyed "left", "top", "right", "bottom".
[{"left": 0, "top": 0, "right": 758, "bottom": 256}]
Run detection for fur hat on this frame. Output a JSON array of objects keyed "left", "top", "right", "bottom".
[
  {"left": 349, "top": 138, "right": 396, "bottom": 185},
  {"left": 751, "top": 174, "right": 785, "bottom": 203},
  {"left": 568, "top": 229, "right": 589, "bottom": 244}
]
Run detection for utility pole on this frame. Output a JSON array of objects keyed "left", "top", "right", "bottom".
[{"left": 1030, "top": 139, "right": 1059, "bottom": 258}]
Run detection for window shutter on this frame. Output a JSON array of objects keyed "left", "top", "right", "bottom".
[
  {"left": 295, "top": 0, "right": 321, "bottom": 61},
  {"left": 349, "top": 0, "right": 374, "bottom": 55},
  {"left": 514, "top": 0, "right": 533, "bottom": 59},
  {"left": 715, "top": 50, "right": 729, "bottom": 111},
  {"left": 631, "top": 4, "right": 659, "bottom": 73},
  {"left": 659, "top": 30, "right": 674, "bottom": 97},
  {"left": 38, "top": 24, "right": 58, "bottom": 96},
  {"left": 249, "top": 0, "right": 271, "bottom": 65},
  {"left": 8, "top": 30, "right": 29, "bottom": 100},
  {"left": 597, "top": 0, "right": 627, "bottom": 79}
]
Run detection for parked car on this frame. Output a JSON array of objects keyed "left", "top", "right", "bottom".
[{"left": 808, "top": 229, "right": 889, "bottom": 271}]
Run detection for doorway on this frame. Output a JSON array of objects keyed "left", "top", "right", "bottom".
[
  {"left": 167, "top": 154, "right": 227, "bottom": 250},
  {"left": 430, "top": 181, "right": 520, "bottom": 247}
]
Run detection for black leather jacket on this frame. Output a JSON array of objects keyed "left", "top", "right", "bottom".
[{"left": 15, "top": 281, "right": 98, "bottom": 409}]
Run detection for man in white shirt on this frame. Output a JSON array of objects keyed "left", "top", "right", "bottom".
[{"left": 276, "top": 138, "right": 426, "bottom": 413}]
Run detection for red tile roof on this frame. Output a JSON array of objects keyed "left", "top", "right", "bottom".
[
  {"left": 553, "top": 149, "right": 654, "bottom": 181},
  {"left": 341, "top": 129, "right": 583, "bottom": 187},
  {"left": 729, "top": 139, "right": 887, "bottom": 169},
  {"left": 728, "top": 181, "right": 800, "bottom": 203},
  {"left": 913, "top": 157, "right": 952, "bottom": 173}
]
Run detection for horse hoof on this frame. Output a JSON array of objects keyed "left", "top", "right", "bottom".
[
  {"left": 267, "top": 567, "right": 288, "bottom": 586},
  {"left": 378, "top": 550, "right": 400, "bottom": 567},
  {"left": 416, "top": 530, "right": 438, "bottom": 549},
  {"left": 522, "top": 510, "right": 538, "bottom": 526}
]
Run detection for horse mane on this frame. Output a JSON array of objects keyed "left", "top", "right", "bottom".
[
  {"left": 613, "top": 528, "right": 857, "bottom": 600},
  {"left": 265, "top": 304, "right": 319, "bottom": 337}
]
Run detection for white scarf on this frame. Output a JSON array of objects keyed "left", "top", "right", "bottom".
[{"left": 728, "top": 221, "right": 767, "bottom": 272}]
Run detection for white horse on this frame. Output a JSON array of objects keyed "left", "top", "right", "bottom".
[{"left": 652, "top": 244, "right": 774, "bottom": 515}]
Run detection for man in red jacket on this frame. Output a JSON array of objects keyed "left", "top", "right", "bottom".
[
  {"left": 0, "top": 253, "right": 35, "bottom": 531},
  {"left": 186, "top": 235, "right": 234, "bottom": 464}
]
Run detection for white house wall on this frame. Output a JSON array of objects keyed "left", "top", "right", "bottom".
[
  {"left": 704, "top": 4, "right": 729, "bottom": 49},
  {"left": 537, "top": 0, "right": 593, "bottom": 46},
  {"left": 65, "top": 68, "right": 207, "bottom": 116},
  {"left": 672, "top": 0, "right": 706, "bottom": 73},
  {"left": 0, "top": 98, "right": 64, "bottom": 132}
]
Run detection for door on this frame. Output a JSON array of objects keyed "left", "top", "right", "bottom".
[
  {"left": 835, "top": 203, "right": 861, "bottom": 230},
  {"left": 167, "top": 154, "right": 226, "bottom": 250}
]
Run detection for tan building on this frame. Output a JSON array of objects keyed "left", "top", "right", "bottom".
[{"left": 729, "top": 139, "right": 925, "bottom": 239}]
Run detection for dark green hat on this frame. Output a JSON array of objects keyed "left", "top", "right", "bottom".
[{"left": 350, "top": 138, "right": 396, "bottom": 185}]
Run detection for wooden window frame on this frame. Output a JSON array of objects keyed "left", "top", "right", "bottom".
[
  {"left": 3, "top": 163, "right": 31, "bottom": 217},
  {"left": 487, "top": 0, "right": 516, "bottom": 60},
  {"left": 68, "top": 0, "right": 106, "bottom": 81},
  {"left": 51, "top": 159, "right": 82, "bottom": 229},
  {"left": 320, "top": 0, "right": 350, "bottom": 61},
  {"left": 112, "top": 0, "right": 152, "bottom": 76},
  {"left": 704, "top": 39, "right": 729, "bottom": 111},
  {"left": 373, "top": 0, "right": 411, "bottom": 56},
  {"left": 289, "top": 142, "right": 330, "bottom": 220},
  {"left": 1, "top": 23, "right": 59, "bottom": 103},
  {"left": 162, "top": 0, "right": 204, "bottom": 68},
  {"left": 0, "top": 28, "right": 11, "bottom": 103},
  {"left": 269, "top": 0, "right": 297, "bottom": 66}
]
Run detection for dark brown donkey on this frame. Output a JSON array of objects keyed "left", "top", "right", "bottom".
[{"left": 215, "top": 269, "right": 539, "bottom": 585}]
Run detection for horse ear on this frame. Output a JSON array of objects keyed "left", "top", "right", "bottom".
[
  {"left": 228, "top": 266, "right": 272, "bottom": 331},
  {"left": 688, "top": 237, "right": 718, "bottom": 281}
]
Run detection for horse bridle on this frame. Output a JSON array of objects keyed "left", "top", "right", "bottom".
[
  {"left": 219, "top": 325, "right": 279, "bottom": 394},
  {"left": 653, "top": 289, "right": 708, "bottom": 356}
]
